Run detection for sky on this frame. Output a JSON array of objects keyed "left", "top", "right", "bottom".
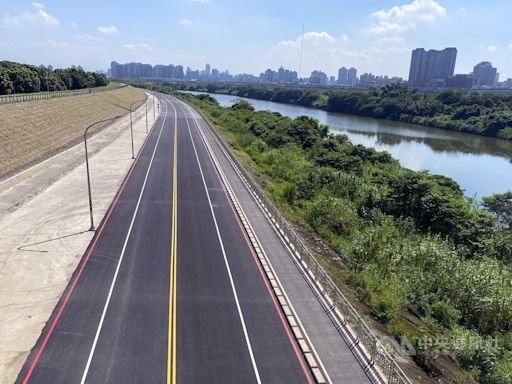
[{"left": 0, "top": 0, "right": 511, "bottom": 79}]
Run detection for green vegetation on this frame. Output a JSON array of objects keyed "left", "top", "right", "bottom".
[
  {"left": 137, "top": 82, "right": 512, "bottom": 382},
  {"left": 170, "top": 82, "right": 512, "bottom": 141},
  {"left": 171, "top": 92, "right": 512, "bottom": 383},
  {"left": 0, "top": 61, "right": 109, "bottom": 95}
]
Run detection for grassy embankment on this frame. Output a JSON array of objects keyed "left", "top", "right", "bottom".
[
  {"left": 157, "top": 86, "right": 512, "bottom": 384},
  {"left": 0, "top": 86, "right": 145, "bottom": 179}
]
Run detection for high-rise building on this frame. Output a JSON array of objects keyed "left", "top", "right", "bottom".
[
  {"left": 175, "top": 65, "right": 184, "bottom": 79},
  {"left": 205, "top": 64, "right": 211, "bottom": 77},
  {"left": 472, "top": 61, "right": 498, "bottom": 87},
  {"left": 338, "top": 67, "right": 348, "bottom": 85},
  {"left": 110, "top": 61, "right": 121, "bottom": 78},
  {"left": 347, "top": 67, "right": 357, "bottom": 86},
  {"left": 259, "top": 66, "right": 298, "bottom": 84},
  {"left": 408, "top": 47, "right": 457, "bottom": 86},
  {"left": 309, "top": 70, "right": 328, "bottom": 85},
  {"left": 446, "top": 74, "right": 475, "bottom": 89}
]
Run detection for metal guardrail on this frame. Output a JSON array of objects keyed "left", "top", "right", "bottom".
[
  {"left": 184, "top": 96, "right": 413, "bottom": 384},
  {"left": 0, "top": 84, "right": 127, "bottom": 105}
]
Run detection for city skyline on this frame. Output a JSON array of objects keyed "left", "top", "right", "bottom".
[
  {"left": 0, "top": 1, "right": 511, "bottom": 79},
  {"left": 110, "top": 53, "right": 511, "bottom": 90}
]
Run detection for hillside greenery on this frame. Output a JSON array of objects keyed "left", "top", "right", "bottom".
[
  {"left": 169, "top": 81, "right": 512, "bottom": 141},
  {"left": 0, "top": 61, "right": 109, "bottom": 95}
]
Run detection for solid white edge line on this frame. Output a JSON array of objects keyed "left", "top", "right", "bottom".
[
  {"left": 80, "top": 99, "right": 168, "bottom": 384},
  {"left": 181, "top": 101, "right": 333, "bottom": 384},
  {"left": 170, "top": 98, "right": 262, "bottom": 384}
]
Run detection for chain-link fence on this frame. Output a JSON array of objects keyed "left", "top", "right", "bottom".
[{"left": 0, "top": 84, "right": 127, "bottom": 105}]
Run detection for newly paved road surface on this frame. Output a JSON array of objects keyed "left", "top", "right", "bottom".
[{"left": 16, "top": 95, "right": 314, "bottom": 383}]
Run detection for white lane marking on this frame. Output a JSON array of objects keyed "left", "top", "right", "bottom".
[
  {"left": 0, "top": 93, "right": 158, "bottom": 187},
  {"left": 169, "top": 99, "right": 262, "bottom": 384},
  {"left": 80, "top": 99, "right": 169, "bottom": 384},
  {"left": 179, "top": 98, "right": 332, "bottom": 384}
]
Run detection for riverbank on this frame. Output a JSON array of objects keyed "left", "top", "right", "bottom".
[
  {"left": 165, "top": 82, "right": 512, "bottom": 142},
  {"left": 178, "top": 89, "right": 512, "bottom": 200}
]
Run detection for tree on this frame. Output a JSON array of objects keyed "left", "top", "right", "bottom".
[
  {"left": 0, "top": 71, "right": 13, "bottom": 94},
  {"left": 483, "top": 191, "right": 512, "bottom": 228},
  {"left": 231, "top": 99, "right": 254, "bottom": 111}
]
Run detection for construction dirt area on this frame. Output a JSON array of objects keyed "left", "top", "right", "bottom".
[{"left": 0, "top": 86, "right": 145, "bottom": 180}]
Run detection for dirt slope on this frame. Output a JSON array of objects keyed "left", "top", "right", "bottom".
[{"left": 0, "top": 86, "right": 145, "bottom": 179}]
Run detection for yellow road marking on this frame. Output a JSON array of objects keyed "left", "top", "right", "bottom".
[{"left": 168, "top": 101, "right": 178, "bottom": 384}]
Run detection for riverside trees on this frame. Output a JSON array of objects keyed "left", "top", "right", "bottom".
[{"left": 172, "top": 82, "right": 512, "bottom": 141}]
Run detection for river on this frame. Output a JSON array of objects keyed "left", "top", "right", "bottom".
[{"left": 183, "top": 91, "right": 512, "bottom": 199}]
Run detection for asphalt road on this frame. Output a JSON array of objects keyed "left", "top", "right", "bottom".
[{"left": 16, "top": 95, "right": 314, "bottom": 384}]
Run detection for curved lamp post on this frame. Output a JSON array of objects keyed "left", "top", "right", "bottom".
[
  {"left": 152, "top": 91, "right": 156, "bottom": 120},
  {"left": 84, "top": 115, "right": 122, "bottom": 231},
  {"left": 129, "top": 96, "right": 149, "bottom": 158}
]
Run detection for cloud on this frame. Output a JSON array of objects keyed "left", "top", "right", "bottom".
[
  {"left": 1, "top": 9, "right": 60, "bottom": 28},
  {"left": 123, "top": 42, "right": 153, "bottom": 50},
  {"left": 369, "top": 0, "right": 446, "bottom": 35},
  {"left": 76, "top": 34, "right": 98, "bottom": 40},
  {"left": 375, "top": 36, "right": 406, "bottom": 45},
  {"left": 487, "top": 45, "right": 498, "bottom": 51},
  {"left": 186, "top": 0, "right": 211, "bottom": 3},
  {"left": 179, "top": 18, "right": 194, "bottom": 26},
  {"left": 97, "top": 25, "right": 118, "bottom": 34},
  {"left": 32, "top": 2, "right": 45, "bottom": 9},
  {"left": 277, "top": 31, "right": 341, "bottom": 48},
  {"left": 272, "top": 31, "right": 368, "bottom": 76},
  {"left": 369, "top": 21, "right": 416, "bottom": 34},
  {"left": 269, "top": 30, "right": 411, "bottom": 77},
  {"left": 456, "top": 7, "right": 467, "bottom": 14},
  {"left": 70, "top": 21, "right": 78, "bottom": 28},
  {"left": 508, "top": 43, "right": 512, "bottom": 50}
]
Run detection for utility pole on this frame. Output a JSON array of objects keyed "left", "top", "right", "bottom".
[{"left": 299, "top": 23, "right": 304, "bottom": 84}]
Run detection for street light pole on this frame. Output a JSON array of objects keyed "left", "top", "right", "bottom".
[
  {"left": 145, "top": 96, "right": 148, "bottom": 133},
  {"left": 152, "top": 91, "right": 155, "bottom": 120},
  {"left": 84, "top": 115, "right": 122, "bottom": 231},
  {"left": 128, "top": 97, "right": 148, "bottom": 159},
  {"left": 129, "top": 107, "right": 135, "bottom": 159}
]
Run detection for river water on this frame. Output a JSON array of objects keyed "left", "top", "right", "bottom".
[{"left": 184, "top": 91, "right": 512, "bottom": 199}]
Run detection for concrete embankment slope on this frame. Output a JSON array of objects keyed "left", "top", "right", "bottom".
[{"left": 0, "top": 86, "right": 145, "bottom": 180}]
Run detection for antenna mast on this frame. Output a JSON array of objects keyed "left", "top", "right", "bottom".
[{"left": 299, "top": 24, "right": 304, "bottom": 83}]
